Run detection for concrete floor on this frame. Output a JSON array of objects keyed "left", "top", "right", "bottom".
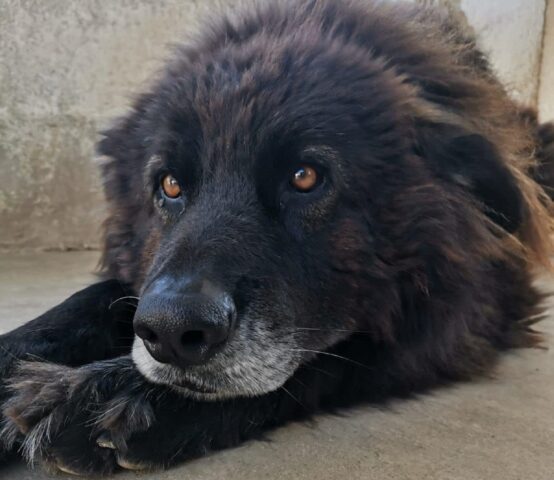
[{"left": 0, "top": 252, "right": 553, "bottom": 480}]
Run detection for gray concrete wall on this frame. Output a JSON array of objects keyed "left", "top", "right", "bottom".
[
  {"left": 0, "top": 0, "right": 240, "bottom": 250},
  {"left": 0, "top": 0, "right": 550, "bottom": 250},
  {"left": 539, "top": 0, "right": 554, "bottom": 122},
  {"left": 461, "top": 0, "right": 546, "bottom": 105}
]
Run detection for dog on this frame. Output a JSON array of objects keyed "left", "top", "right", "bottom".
[{"left": 1, "top": 0, "right": 553, "bottom": 475}]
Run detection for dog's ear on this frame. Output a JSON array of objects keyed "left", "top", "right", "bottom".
[
  {"left": 416, "top": 125, "right": 526, "bottom": 233},
  {"left": 95, "top": 112, "right": 148, "bottom": 282}
]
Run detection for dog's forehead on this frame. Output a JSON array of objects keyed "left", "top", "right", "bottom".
[
  {"left": 156, "top": 29, "right": 406, "bottom": 177},
  {"left": 189, "top": 66, "right": 293, "bottom": 156},
  {"left": 179, "top": 72, "right": 348, "bottom": 170}
]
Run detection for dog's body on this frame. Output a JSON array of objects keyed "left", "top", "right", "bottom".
[{"left": 1, "top": 0, "right": 553, "bottom": 474}]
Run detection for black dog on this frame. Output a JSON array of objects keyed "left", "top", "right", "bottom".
[{"left": 1, "top": 0, "right": 553, "bottom": 475}]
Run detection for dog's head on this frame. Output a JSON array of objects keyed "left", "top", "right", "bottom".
[{"left": 98, "top": 0, "right": 547, "bottom": 399}]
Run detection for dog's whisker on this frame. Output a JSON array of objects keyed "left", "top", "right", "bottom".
[
  {"left": 279, "top": 385, "right": 306, "bottom": 410},
  {"left": 289, "top": 348, "right": 374, "bottom": 372},
  {"left": 301, "top": 364, "right": 338, "bottom": 379},
  {"left": 290, "top": 327, "right": 374, "bottom": 335},
  {"left": 109, "top": 296, "right": 140, "bottom": 310},
  {"left": 24, "top": 353, "right": 49, "bottom": 363}
]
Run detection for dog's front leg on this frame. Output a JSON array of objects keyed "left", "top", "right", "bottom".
[
  {"left": 0, "top": 280, "right": 136, "bottom": 460},
  {"left": 2, "top": 356, "right": 311, "bottom": 475},
  {"left": 0, "top": 280, "right": 136, "bottom": 382}
]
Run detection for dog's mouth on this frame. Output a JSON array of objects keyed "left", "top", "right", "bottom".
[
  {"left": 132, "top": 331, "right": 301, "bottom": 400},
  {"left": 132, "top": 338, "right": 225, "bottom": 396}
]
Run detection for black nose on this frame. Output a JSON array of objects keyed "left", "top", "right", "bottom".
[{"left": 133, "top": 280, "right": 236, "bottom": 367}]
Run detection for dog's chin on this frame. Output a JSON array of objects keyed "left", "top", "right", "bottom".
[
  {"left": 131, "top": 337, "right": 296, "bottom": 401},
  {"left": 132, "top": 338, "right": 227, "bottom": 400}
]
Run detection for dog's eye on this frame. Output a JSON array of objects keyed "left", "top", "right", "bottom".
[
  {"left": 161, "top": 174, "right": 182, "bottom": 199},
  {"left": 291, "top": 166, "right": 319, "bottom": 192}
]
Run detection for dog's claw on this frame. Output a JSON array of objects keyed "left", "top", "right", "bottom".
[
  {"left": 96, "top": 434, "right": 117, "bottom": 450},
  {"left": 116, "top": 456, "right": 150, "bottom": 471},
  {"left": 57, "top": 465, "right": 84, "bottom": 476}
]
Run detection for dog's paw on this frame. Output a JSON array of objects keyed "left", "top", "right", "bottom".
[
  {"left": 1, "top": 360, "right": 164, "bottom": 476},
  {"left": 0, "top": 344, "right": 22, "bottom": 461}
]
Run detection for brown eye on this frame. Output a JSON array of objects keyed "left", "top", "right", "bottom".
[
  {"left": 291, "top": 166, "right": 318, "bottom": 192},
  {"left": 161, "top": 174, "right": 181, "bottom": 198}
]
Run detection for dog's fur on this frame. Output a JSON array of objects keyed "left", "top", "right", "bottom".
[{"left": 1, "top": 0, "right": 553, "bottom": 475}]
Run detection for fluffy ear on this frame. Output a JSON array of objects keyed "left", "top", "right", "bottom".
[
  {"left": 416, "top": 125, "right": 526, "bottom": 233},
  {"left": 95, "top": 113, "right": 149, "bottom": 282}
]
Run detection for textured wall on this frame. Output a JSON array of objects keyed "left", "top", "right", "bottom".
[
  {"left": 0, "top": 0, "right": 240, "bottom": 249},
  {"left": 0, "top": 0, "right": 549, "bottom": 249},
  {"left": 461, "top": 0, "right": 546, "bottom": 105},
  {"left": 539, "top": 0, "right": 554, "bottom": 122}
]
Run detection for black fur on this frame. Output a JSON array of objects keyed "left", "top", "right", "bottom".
[{"left": 1, "top": 0, "right": 553, "bottom": 475}]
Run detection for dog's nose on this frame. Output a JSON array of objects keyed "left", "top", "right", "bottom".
[{"left": 133, "top": 280, "right": 236, "bottom": 367}]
